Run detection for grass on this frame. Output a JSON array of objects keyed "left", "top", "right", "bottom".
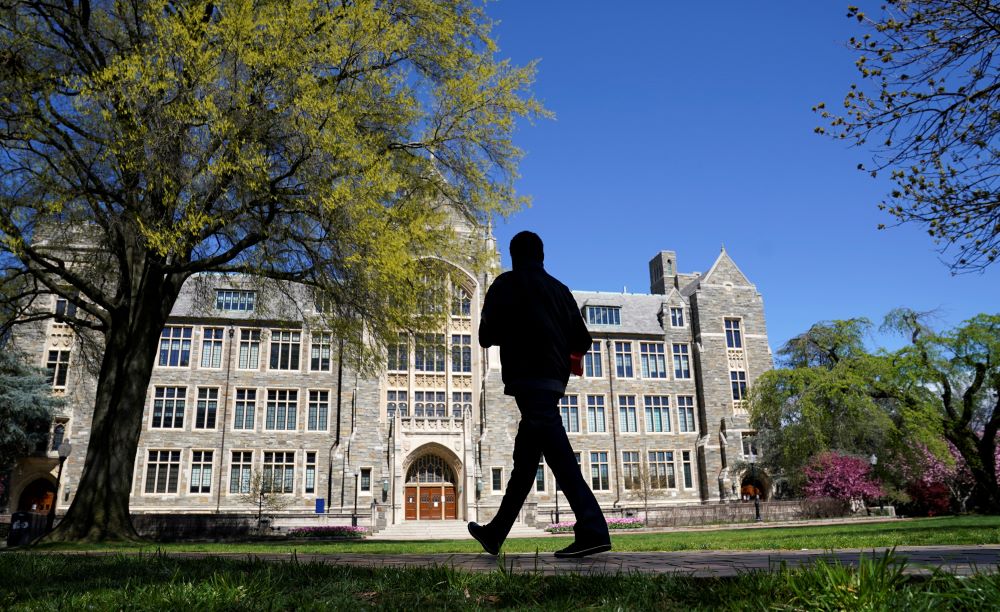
[
  {"left": 1, "top": 549, "right": 999, "bottom": 610},
  {"left": 27, "top": 515, "right": 1000, "bottom": 555}
]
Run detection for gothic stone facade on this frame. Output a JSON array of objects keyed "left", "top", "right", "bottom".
[{"left": 6, "top": 246, "right": 771, "bottom": 528}]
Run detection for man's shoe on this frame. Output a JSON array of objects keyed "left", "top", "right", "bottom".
[
  {"left": 554, "top": 540, "right": 612, "bottom": 559},
  {"left": 468, "top": 522, "right": 500, "bottom": 555}
]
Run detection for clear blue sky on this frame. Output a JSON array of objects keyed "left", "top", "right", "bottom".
[{"left": 484, "top": 1, "right": 999, "bottom": 355}]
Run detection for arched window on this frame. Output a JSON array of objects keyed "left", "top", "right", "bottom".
[
  {"left": 451, "top": 285, "right": 471, "bottom": 317},
  {"left": 406, "top": 455, "right": 455, "bottom": 484}
]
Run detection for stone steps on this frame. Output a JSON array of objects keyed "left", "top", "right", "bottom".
[{"left": 373, "top": 520, "right": 550, "bottom": 540}]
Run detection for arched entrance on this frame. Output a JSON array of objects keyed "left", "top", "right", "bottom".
[
  {"left": 404, "top": 454, "right": 457, "bottom": 520},
  {"left": 17, "top": 478, "right": 56, "bottom": 514},
  {"left": 740, "top": 467, "right": 771, "bottom": 501}
]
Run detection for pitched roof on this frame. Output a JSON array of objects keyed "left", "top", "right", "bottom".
[{"left": 571, "top": 290, "right": 674, "bottom": 335}]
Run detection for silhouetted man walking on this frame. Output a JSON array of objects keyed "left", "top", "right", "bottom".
[{"left": 468, "top": 231, "right": 611, "bottom": 558}]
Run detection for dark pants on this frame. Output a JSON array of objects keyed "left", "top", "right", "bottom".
[{"left": 488, "top": 391, "right": 609, "bottom": 544}]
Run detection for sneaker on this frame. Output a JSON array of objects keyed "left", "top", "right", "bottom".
[
  {"left": 554, "top": 540, "right": 612, "bottom": 558},
  {"left": 468, "top": 522, "right": 500, "bottom": 555}
]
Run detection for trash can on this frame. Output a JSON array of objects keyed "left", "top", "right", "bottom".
[{"left": 6, "top": 512, "right": 35, "bottom": 547}]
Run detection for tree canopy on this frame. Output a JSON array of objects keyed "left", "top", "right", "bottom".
[
  {"left": 748, "top": 319, "right": 905, "bottom": 492},
  {"left": 0, "top": 0, "right": 543, "bottom": 541},
  {"left": 750, "top": 310, "right": 1000, "bottom": 512},
  {"left": 817, "top": 1, "right": 1000, "bottom": 271}
]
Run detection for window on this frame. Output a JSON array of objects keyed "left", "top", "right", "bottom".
[
  {"left": 670, "top": 307, "right": 684, "bottom": 327},
  {"left": 269, "top": 330, "right": 301, "bottom": 370},
  {"left": 360, "top": 467, "right": 372, "bottom": 493},
  {"left": 414, "top": 333, "right": 446, "bottom": 372},
  {"left": 233, "top": 389, "right": 256, "bottom": 430},
  {"left": 741, "top": 432, "right": 759, "bottom": 460},
  {"left": 648, "top": 450, "right": 676, "bottom": 489},
  {"left": 387, "top": 390, "right": 408, "bottom": 418},
  {"left": 644, "top": 395, "right": 671, "bottom": 433},
  {"left": 145, "top": 450, "right": 180, "bottom": 494},
  {"left": 308, "top": 390, "right": 329, "bottom": 431},
  {"left": 410, "top": 455, "right": 452, "bottom": 483},
  {"left": 451, "top": 334, "right": 471, "bottom": 373},
  {"left": 414, "top": 391, "right": 446, "bottom": 417},
  {"left": 238, "top": 329, "right": 261, "bottom": 370},
  {"left": 559, "top": 395, "right": 580, "bottom": 433},
  {"left": 151, "top": 387, "right": 186, "bottom": 429},
  {"left": 263, "top": 451, "right": 295, "bottom": 493},
  {"left": 725, "top": 318, "right": 743, "bottom": 349},
  {"left": 677, "top": 396, "right": 696, "bottom": 432},
  {"left": 387, "top": 334, "right": 408, "bottom": 371},
  {"left": 586, "top": 306, "right": 621, "bottom": 326},
  {"left": 672, "top": 343, "right": 691, "bottom": 379},
  {"left": 51, "top": 423, "right": 66, "bottom": 451},
  {"left": 200, "top": 327, "right": 224, "bottom": 368},
  {"left": 639, "top": 342, "right": 666, "bottom": 378},
  {"left": 265, "top": 389, "right": 298, "bottom": 431},
  {"left": 586, "top": 395, "right": 606, "bottom": 433},
  {"left": 451, "top": 285, "right": 471, "bottom": 317},
  {"left": 590, "top": 451, "right": 609, "bottom": 490},
  {"left": 731, "top": 371, "right": 748, "bottom": 401},
  {"left": 614, "top": 341, "right": 633, "bottom": 378},
  {"left": 310, "top": 332, "right": 333, "bottom": 371},
  {"left": 491, "top": 467, "right": 503, "bottom": 492},
  {"left": 230, "top": 451, "right": 253, "bottom": 494},
  {"left": 54, "top": 296, "right": 77, "bottom": 318},
  {"left": 451, "top": 391, "right": 471, "bottom": 418},
  {"left": 536, "top": 462, "right": 545, "bottom": 492},
  {"left": 216, "top": 289, "right": 256, "bottom": 311},
  {"left": 417, "top": 275, "right": 446, "bottom": 314},
  {"left": 622, "top": 451, "right": 641, "bottom": 490},
  {"left": 618, "top": 395, "right": 638, "bottom": 433},
  {"left": 158, "top": 326, "right": 192, "bottom": 367},
  {"left": 46, "top": 350, "right": 70, "bottom": 388},
  {"left": 305, "top": 452, "right": 316, "bottom": 494},
  {"left": 584, "top": 341, "right": 603, "bottom": 377},
  {"left": 195, "top": 387, "right": 218, "bottom": 429},
  {"left": 190, "top": 450, "right": 213, "bottom": 494},
  {"left": 682, "top": 450, "right": 694, "bottom": 488}
]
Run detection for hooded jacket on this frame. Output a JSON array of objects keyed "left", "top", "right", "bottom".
[{"left": 479, "top": 261, "right": 593, "bottom": 395}]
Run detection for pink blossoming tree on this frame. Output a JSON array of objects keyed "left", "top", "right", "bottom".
[{"left": 803, "top": 452, "right": 883, "bottom": 511}]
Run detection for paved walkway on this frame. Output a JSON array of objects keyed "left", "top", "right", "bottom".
[{"left": 65, "top": 545, "right": 1000, "bottom": 577}]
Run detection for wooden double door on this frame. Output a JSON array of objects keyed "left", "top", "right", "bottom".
[{"left": 404, "top": 484, "right": 457, "bottom": 520}]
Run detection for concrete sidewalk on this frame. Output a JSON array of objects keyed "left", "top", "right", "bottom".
[{"left": 74, "top": 545, "right": 1000, "bottom": 577}]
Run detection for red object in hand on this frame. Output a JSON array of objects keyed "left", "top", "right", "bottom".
[{"left": 570, "top": 352, "right": 584, "bottom": 376}]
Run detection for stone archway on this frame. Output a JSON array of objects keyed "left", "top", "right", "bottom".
[
  {"left": 402, "top": 444, "right": 463, "bottom": 520},
  {"left": 740, "top": 467, "right": 771, "bottom": 501},
  {"left": 16, "top": 478, "right": 56, "bottom": 514}
]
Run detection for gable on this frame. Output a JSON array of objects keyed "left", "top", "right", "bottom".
[{"left": 701, "top": 251, "right": 753, "bottom": 287}]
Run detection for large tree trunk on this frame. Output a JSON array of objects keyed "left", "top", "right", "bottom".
[
  {"left": 44, "top": 265, "right": 185, "bottom": 542},
  {"left": 947, "top": 427, "right": 1000, "bottom": 514}
]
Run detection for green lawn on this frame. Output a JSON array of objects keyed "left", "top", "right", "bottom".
[
  {"left": 29, "top": 515, "right": 1000, "bottom": 555},
  {"left": 2, "top": 549, "right": 999, "bottom": 610}
]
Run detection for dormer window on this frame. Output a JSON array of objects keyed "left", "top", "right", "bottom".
[
  {"left": 216, "top": 289, "right": 256, "bottom": 312},
  {"left": 585, "top": 306, "right": 621, "bottom": 326},
  {"left": 670, "top": 307, "right": 684, "bottom": 327}
]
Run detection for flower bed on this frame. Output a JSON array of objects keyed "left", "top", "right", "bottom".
[
  {"left": 287, "top": 525, "right": 368, "bottom": 539},
  {"left": 544, "top": 517, "right": 644, "bottom": 533}
]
